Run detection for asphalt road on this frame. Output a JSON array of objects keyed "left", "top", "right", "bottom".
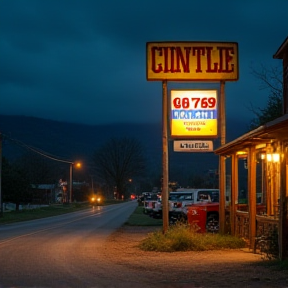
[{"left": 0, "top": 201, "right": 138, "bottom": 288}]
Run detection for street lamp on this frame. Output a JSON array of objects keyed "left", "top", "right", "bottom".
[
  {"left": 69, "top": 162, "right": 81, "bottom": 203},
  {"left": 91, "top": 175, "right": 94, "bottom": 193}
]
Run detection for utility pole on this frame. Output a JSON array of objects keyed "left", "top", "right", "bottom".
[{"left": 91, "top": 176, "right": 94, "bottom": 193}]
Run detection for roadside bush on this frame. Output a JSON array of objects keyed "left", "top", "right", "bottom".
[{"left": 139, "top": 222, "right": 247, "bottom": 252}]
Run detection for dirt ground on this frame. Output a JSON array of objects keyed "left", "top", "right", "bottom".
[{"left": 100, "top": 226, "right": 288, "bottom": 288}]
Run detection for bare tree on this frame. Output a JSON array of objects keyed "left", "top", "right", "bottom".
[
  {"left": 92, "top": 137, "right": 146, "bottom": 199},
  {"left": 2, "top": 157, "right": 32, "bottom": 210},
  {"left": 248, "top": 64, "right": 283, "bottom": 130},
  {"left": 17, "top": 152, "right": 63, "bottom": 184}
]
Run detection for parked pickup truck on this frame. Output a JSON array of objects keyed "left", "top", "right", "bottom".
[
  {"left": 169, "top": 188, "right": 219, "bottom": 223},
  {"left": 152, "top": 188, "right": 219, "bottom": 222},
  {"left": 152, "top": 198, "right": 162, "bottom": 218},
  {"left": 142, "top": 193, "right": 160, "bottom": 215},
  {"left": 186, "top": 202, "right": 219, "bottom": 233}
]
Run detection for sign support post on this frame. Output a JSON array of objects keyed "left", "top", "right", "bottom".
[
  {"left": 146, "top": 42, "right": 238, "bottom": 234},
  {"left": 162, "top": 80, "right": 169, "bottom": 233},
  {"left": 219, "top": 80, "right": 226, "bottom": 234}
]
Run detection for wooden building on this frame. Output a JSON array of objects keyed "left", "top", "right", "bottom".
[{"left": 215, "top": 37, "right": 288, "bottom": 260}]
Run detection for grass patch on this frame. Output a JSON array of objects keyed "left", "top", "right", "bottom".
[
  {"left": 0, "top": 200, "right": 124, "bottom": 225},
  {"left": 125, "top": 206, "right": 162, "bottom": 226},
  {"left": 0, "top": 203, "right": 90, "bottom": 224},
  {"left": 139, "top": 223, "right": 247, "bottom": 252},
  {"left": 255, "top": 258, "right": 288, "bottom": 270}
]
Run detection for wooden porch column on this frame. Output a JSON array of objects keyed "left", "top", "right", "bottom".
[
  {"left": 248, "top": 146, "right": 257, "bottom": 250},
  {"left": 230, "top": 153, "right": 238, "bottom": 235},
  {"left": 266, "top": 144, "right": 272, "bottom": 215},
  {"left": 279, "top": 143, "right": 288, "bottom": 260}
]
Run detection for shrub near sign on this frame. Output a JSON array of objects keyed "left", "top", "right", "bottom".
[{"left": 170, "top": 90, "right": 218, "bottom": 138}]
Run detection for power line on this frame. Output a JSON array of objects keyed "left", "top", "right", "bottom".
[{"left": 0, "top": 133, "right": 73, "bottom": 164}]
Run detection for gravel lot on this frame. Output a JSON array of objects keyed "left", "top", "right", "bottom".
[{"left": 99, "top": 226, "right": 288, "bottom": 288}]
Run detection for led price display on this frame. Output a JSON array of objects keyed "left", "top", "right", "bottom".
[{"left": 170, "top": 90, "right": 218, "bottom": 138}]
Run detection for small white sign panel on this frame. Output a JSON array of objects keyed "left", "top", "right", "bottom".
[{"left": 174, "top": 140, "right": 213, "bottom": 152}]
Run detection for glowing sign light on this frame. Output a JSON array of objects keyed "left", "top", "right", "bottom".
[
  {"left": 170, "top": 90, "right": 218, "bottom": 138},
  {"left": 146, "top": 42, "right": 238, "bottom": 81}
]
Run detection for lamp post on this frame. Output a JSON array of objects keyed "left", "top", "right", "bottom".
[
  {"left": 69, "top": 163, "right": 73, "bottom": 203},
  {"left": 91, "top": 175, "right": 94, "bottom": 193},
  {"left": 69, "top": 162, "right": 81, "bottom": 203}
]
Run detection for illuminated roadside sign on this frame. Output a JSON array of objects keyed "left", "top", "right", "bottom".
[
  {"left": 174, "top": 140, "right": 213, "bottom": 152},
  {"left": 146, "top": 42, "right": 238, "bottom": 81},
  {"left": 170, "top": 90, "right": 218, "bottom": 138}
]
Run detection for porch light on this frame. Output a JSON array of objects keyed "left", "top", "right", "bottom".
[
  {"left": 236, "top": 151, "right": 247, "bottom": 156},
  {"left": 260, "top": 154, "right": 266, "bottom": 160},
  {"left": 266, "top": 153, "right": 280, "bottom": 163}
]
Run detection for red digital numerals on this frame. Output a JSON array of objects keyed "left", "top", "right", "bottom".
[{"left": 172, "top": 97, "right": 216, "bottom": 110}]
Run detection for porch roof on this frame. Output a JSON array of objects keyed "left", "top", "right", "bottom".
[
  {"left": 214, "top": 113, "right": 288, "bottom": 155},
  {"left": 273, "top": 36, "right": 288, "bottom": 59}
]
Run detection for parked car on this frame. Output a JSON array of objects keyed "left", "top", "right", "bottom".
[
  {"left": 56, "top": 193, "right": 63, "bottom": 203},
  {"left": 169, "top": 188, "right": 219, "bottom": 223},
  {"left": 143, "top": 193, "right": 160, "bottom": 215},
  {"left": 152, "top": 197, "right": 162, "bottom": 218},
  {"left": 138, "top": 192, "right": 153, "bottom": 207}
]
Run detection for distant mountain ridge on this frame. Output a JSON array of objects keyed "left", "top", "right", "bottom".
[
  {"left": 0, "top": 114, "right": 248, "bottom": 185},
  {"left": 0, "top": 114, "right": 162, "bottom": 158}
]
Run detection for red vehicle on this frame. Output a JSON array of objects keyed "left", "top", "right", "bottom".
[
  {"left": 186, "top": 202, "right": 219, "bottom": 233},
  {"left": 169, "top": 189, "right": 219, "bottom": 223}
]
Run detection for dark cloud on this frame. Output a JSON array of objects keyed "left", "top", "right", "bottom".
[{"left": 0, "top": 0, "right": 287, "bottom": 125}]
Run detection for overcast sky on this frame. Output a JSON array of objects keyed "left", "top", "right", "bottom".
[{"left": 0, "top": 0, "right": 287, "bottom": 126}]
